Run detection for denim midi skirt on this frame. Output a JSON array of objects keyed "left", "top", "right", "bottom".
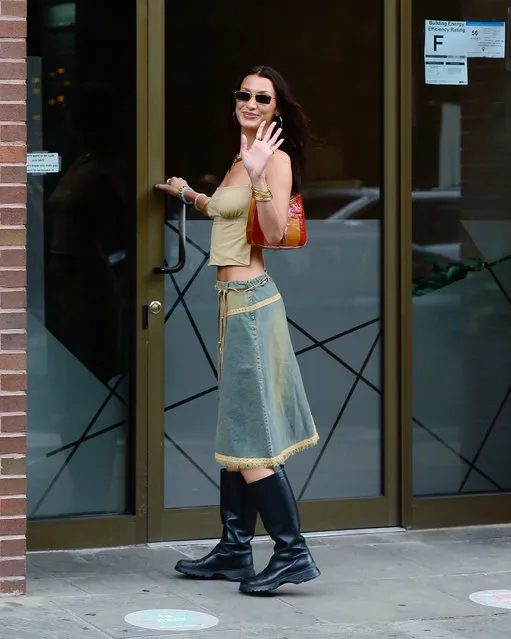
[{"left": 214, "top": 273, "right": 319, "bottom": 469}]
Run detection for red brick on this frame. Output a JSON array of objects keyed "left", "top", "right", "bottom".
[
  {"left": 0, "top": 414, "right": 26, "bottom": 434},
  {"left": 0, "top": 456, "right": 26, "bottom": 474},
  {"left": 0, "top": 517, "right": 26, "bottom": 536},
  {"left": 0, "top": 477, "right": 25, "bottom": 496},
  {"left": 0, "top": 332, "right": 25, "bottom": 350},
  {"left": 0, "top": 125, "right": 25, "bottom": 144},
  {"left": 0, "top": 434, "right": 27, "bottom": 458},
  {"left": 0, "top": 537, "right": 25, "bottom": 557},
  {"left": 0, "top": 166, "right": 25, "bottom": 183},
  {"left": 0, "top": 577, "right": 25, "bottom": 594},
  {"left": 0, "top": 353, "right": 25, "bottom": 369},
  {"left": 0, "top": 395, "right": 26, "bottom": 413},
  {"left": 0, "top": 374, "right": 25, "bottom": 392},
  {"left": 0, "top": 375, "right": 25, "bottom": 392},
  {"left": 0, "top": 208, "right": 25, "bottom": 225},
  {"left": 0, "top": 186, "right": 25, "bottom": 205},
  {"left": 0, "top": 40, "right": 25, "bottom": 58},
  {"left": 0, "top": 20, "right": 26, "bottom": 38},
  {"left": 0, "top": 269, "right": 26, "bottom": 287},
  {"left": 0, "top": 102, "right": 25, "bottom": 121},
  {"left": 0, "top": 61, "right": 25, "bottom": 81},
  {"left": 0, "top": 83, "right": 25, "bottom": 101},
  {"left": 0, "top": 497, "right": 25, "bottom": 516},
  {"left": 0, "top": 312, "right": 26, "bottom": 330},
  {"left": 0, "top": 145, "right": 25, "bottom": 163},
  {"left": 0, "top": 249, "right": 25, "bottom": 267},
  {"left": 0, "top": 290, "right": 26, "bottom": 309},
  {"left": 1, "top": 2, "right": 27, "bottom": 18},
  {"left": 0, "top": 558, "right": 25, "bottom": 577}
]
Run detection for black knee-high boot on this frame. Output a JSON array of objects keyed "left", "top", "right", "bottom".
[
  {"left": 175, "top": 470, "right": 257, "bottom": 581},
  {"left": 239, "top": 470, "right": 320, "bottom": 594}
]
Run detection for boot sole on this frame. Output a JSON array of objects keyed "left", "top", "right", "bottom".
[
  {"left": 239, "top": 565, "right": 321, "bottom": 594},
  {"left": 175, "top": 564, "right": 255, "bottom": 582}
]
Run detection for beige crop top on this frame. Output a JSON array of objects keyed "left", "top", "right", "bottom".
[{"left": 208, "top": 185, "right": 252, "bottom": 266}]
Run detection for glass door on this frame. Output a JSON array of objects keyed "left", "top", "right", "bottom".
[
  {"left": 408, "top": 0, "right": 511, "bottom": 527},
  {"left": 26, "top": 0, "right": 145, "bottom": 550},
  {"left": 146, "top": 0, "right": 403, "bottom": 542}
]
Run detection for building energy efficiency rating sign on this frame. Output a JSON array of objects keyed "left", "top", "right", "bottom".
[
  {"left": 424, "top": 20, "right": 506, "bottom": 86},
  {"left": 425, "top": 21, "right": 469, "bottom": 86},
  {"left": 466, "top": 21, "right": 507, "bottom": 58},
  {"left": 125, "top": 609, "right": 219, "bottom": 631}
]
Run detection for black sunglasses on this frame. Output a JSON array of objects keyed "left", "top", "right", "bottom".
[{"left": 234, "top": 90, "right": 275, "bottom": 105}]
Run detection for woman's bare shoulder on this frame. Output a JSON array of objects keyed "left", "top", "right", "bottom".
[
  {"left": 272, "top": 149, "right": 291, "bottom": 165},
  {"left": 267, "top": 150, "right": 291, "bottom": 176}
]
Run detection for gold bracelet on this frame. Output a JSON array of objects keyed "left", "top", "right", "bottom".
[
  {"left": 251, "top": 184, "right": 273, "bottom": 202},
  {"left": 251, "top": 184, "right": 272, "bottom": 197}
]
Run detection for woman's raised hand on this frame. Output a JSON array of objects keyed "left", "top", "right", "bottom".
[
  {"left": 154, "top": 176, "right": 188, "bottom": 197},
  {"left": 241, "top": 121, "right": 284, "bottom": 181}
]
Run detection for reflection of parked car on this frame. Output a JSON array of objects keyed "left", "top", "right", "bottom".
[{"left": 301, "top": 185, "right": 483, "bottom": 292}]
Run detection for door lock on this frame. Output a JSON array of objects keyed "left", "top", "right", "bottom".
[{"left": 148, "top": 300, "right": 162, "bottom": 315}]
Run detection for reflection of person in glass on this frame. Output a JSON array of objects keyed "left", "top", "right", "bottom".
[
  {"left": 45, "top": 83, "right": 129, "bottom": 385},
  {"left": 156, "top": 66, "right": 320, "bottom": 594}
]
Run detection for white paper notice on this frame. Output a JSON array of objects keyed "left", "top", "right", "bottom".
[
  {"left": 466, "top": 21, "right": 506, "bottom": 58},
  {"left": 425, "top": 20, "right": 468, "bottom": 85},
  {"left": 27, "top": 152, "right": 60, "bottom": 174},
  {"left": 425, "top": 56, "right": 468, "bottom": 85}
]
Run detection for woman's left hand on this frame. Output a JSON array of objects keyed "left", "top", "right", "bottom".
[
  {"left": 154, "top": 176, "right": 189, "bottom": 197},
  {"left": 241, "top": 121, "right": 284, "bottom": 181}
]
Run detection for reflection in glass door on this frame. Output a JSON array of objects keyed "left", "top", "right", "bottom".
[
  {"left": 411, "top": 1, "right": 511, "bottom": 519},
  {"left": 160, "top": 1, "right": 390, "bottom": 535}
]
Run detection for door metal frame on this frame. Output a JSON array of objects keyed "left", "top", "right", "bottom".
[
  {"left": 399, "top": 0, "right": 414, "bottom": 529},
  {"left": 145, "top": 0, "right": 166, "bottom": 543}
]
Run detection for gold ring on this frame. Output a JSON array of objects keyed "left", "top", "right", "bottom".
[{"left": 257, "top": 137, "right": 263, "bottom": 141}]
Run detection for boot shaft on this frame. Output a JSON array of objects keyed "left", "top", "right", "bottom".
[{"left": 246, "top": 470, "right": 303, "bottom": 550}]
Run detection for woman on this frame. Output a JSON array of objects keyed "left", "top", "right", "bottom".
[{"left": 155, "top": 66, "right": 320, "bottom": 595}]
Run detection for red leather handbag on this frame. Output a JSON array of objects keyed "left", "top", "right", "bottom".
[{"left": 246, "top": 193, "right": 308, "bottom": 249}]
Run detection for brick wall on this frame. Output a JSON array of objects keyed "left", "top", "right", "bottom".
[{"left": 0, "top": 0, "right": 27, "bottom": 597}]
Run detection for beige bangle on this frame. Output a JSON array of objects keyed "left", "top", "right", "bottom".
[
  {"left": 194, "top": 193, "right": 204, "bottom": 209},
  {"left": 194, "top": 193, "right": 211, "bottom": 215},
  {"left": 194, "top": 193, "right": 206, "bottom": 209}
]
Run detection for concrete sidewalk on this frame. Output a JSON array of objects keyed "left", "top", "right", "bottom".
[{"left": 1, "top": 525, "right": 511, "bottom": 638}]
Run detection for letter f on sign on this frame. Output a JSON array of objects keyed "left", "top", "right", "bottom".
[{"left": 434, "top": 35, "right": 444, "bottom": 51}]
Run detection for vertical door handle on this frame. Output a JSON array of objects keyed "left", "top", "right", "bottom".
[{"left": 154, "top": 197, "right": 187, "bottom": 274}]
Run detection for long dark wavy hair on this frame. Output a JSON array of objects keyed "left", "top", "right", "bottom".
[{"left": 235, "top": 65, "right": 311, "bottom": 194}]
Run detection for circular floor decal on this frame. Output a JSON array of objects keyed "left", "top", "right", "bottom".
[
  {"left": 125, "top": 609, "right": 219, "bottom": 632},
  {"left": 470, "top": 590, "right": 511, "bottom": 610}
]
